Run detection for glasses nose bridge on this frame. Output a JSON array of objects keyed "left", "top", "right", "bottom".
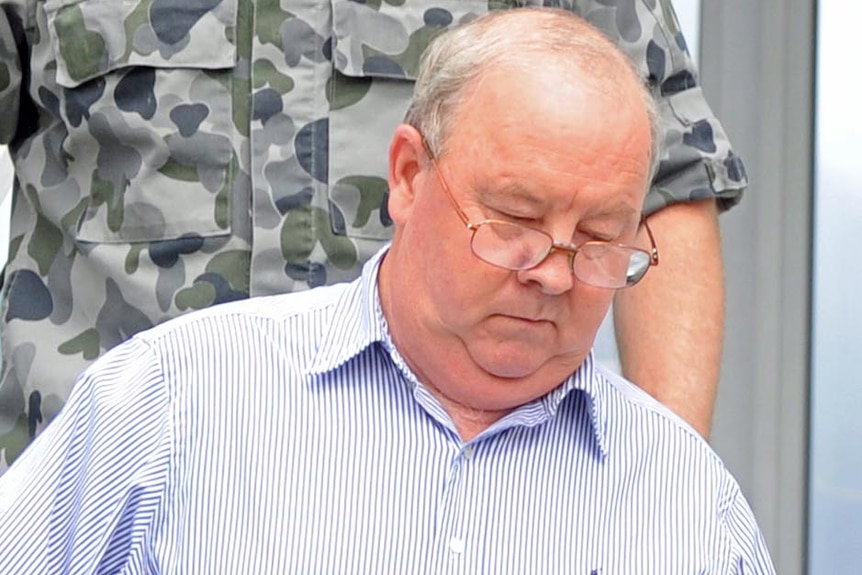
[{"left": 547, "top": 240, "right": 580, "bottom": 273}]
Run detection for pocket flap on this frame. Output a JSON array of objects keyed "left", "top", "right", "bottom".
[
  {"left": 45, "top": 0, "right": 238, "bottom": 87},
  {"left": 330, "top": 0, "right": 485, "bottom": 81}
]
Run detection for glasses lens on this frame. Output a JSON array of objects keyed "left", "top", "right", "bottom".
[
  {"left": 624, "top": 251, "right": 652, "bottom": 286},
  {"left": 575, "top": 243, "right": 651, "bottom": 288},
  {"left": 471, "top": 221, "right": 553, "bottom": 270}
]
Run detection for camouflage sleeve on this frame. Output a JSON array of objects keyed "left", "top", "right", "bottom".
[
  {"left": 0, "top": 3, "right": 24, "bottom": 144},
  {"left": 583, "top": 0, "right": 748, "bottom": 215}
]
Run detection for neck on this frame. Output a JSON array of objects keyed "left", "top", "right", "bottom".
[{"left": 421, "top": 379, "right": 513, "bottom": 442}]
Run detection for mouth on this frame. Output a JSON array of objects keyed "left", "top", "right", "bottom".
[{"left": 495, "top": 313, "right": 552, "bottom": 325}]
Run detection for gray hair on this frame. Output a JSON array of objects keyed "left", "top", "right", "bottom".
[{"left": 404, "top": 8, "right": 661, "bottom": 182}]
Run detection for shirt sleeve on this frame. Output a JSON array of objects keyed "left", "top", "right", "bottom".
[
  {"left": 723, "top": 488, "right": 777, "bottom": 574},
  {"left": 0, "top": 337, "right": 172, "bottom": 574},
  {"left": 581, "top": 0, "right": 749, "bottom": 215}
]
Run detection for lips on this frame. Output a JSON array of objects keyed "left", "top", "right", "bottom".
[{"left": 495, "top": 313, "right": 552, "bottom": 324}]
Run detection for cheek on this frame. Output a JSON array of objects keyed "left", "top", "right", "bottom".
[
  {"left": 428, "top": 254, "right": 508, "bottom": 323},
  {"left": 402, "top": 207, "right": 501, "bottom": 325},
  {"left": 416, "top": 210, "right": 500, "bottom": 307},
  {"left": 427, "top": 252, "right": 515, "bottom": 337},
  {"left": 564, "top": 286, "right": 616, "bottom": 337}
]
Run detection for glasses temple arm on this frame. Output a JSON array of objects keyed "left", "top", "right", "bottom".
[{"left": 641, "top": 217, "right": 660, "bottom": 266}]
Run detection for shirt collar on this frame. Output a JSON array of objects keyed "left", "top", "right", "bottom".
[
  {"left": 305, "top": 246, "right": 390, "bottom": 376},
  {"left": 559, "top": 354, "right": 609, "bottom": 458},
  {"left": 306, "top": 245, "right": 609, "bottom": 458}
]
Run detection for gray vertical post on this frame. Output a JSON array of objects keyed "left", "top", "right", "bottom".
[{"left": 699, "top": 1, "right": 815, "bottom": 574}]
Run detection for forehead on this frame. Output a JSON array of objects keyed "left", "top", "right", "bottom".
[{"left": 443, "top": 65, "right": 652, "bottom": 212}]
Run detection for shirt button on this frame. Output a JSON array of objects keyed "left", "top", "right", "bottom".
[
  {"left": 449, "top": 537, "right": 465, "bottom": 554},
  {"left": 463, "top": 445, "right": 474, "bottom": 460}
]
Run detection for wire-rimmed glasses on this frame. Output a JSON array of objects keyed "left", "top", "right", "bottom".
[{"left": 422, "top": 139, "right": 659, "bottom": 289}]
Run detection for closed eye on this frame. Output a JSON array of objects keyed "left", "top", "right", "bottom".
[
  {"left": 573, "top": 230, "right": 619, "bottom": 244},
  {"left": 483, "top": 207, "right": 541, "bottom": 225}
]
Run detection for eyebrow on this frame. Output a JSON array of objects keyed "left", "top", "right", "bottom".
[
  {"left": 474, "top": 182, "right": 548, "bottom": 211},
  {"left": 475, "top": 183, "right": 639, "bottom": 221},
  {"left": 583, "top": 204, "right": 639, "bottom": 220}
]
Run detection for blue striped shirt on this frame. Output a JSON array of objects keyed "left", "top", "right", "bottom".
[{"left": 0, "top": 248, "right": 774, "bottom": 574}]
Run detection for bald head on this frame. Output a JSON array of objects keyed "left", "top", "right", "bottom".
[{"left": 403, "top": 8, "right": 659, "bottom": 179}]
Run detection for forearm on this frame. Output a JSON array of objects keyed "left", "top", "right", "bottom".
[{"left": 613, "top": 199, "right": 724, "bottom": 438}]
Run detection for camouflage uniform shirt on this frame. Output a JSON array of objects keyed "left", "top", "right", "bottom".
[{"left": 0, "top": 0, "right": 747, "bottom": 466}]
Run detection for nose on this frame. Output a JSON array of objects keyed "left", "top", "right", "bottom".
[{"left": 515, "top": 249, "right": 575, "bottom": 295}]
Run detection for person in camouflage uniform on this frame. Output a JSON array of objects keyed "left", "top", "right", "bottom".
[{"left": 0, "top": 0, "right": 746, "bottom": 468}]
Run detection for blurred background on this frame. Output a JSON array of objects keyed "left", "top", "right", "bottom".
[{"left": 1, "top": 1, "right": 859, "bottom": 572}]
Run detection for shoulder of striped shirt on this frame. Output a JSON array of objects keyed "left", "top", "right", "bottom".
[
  {"left": 133, "top": 283, "right": 353, "bottom": 342},
  {"left": 594, "top": 361, "right": 718, "bottom": 453},
  {"left": 592, "top": 365, "right": 746, "bottom": 515}
]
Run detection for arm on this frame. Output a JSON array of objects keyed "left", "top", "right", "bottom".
[
  {"left": 591, "top": 0, "right": 747, "bottom": 437},
  {"left": 614, "top": 198, "right": 724, "bottom": 437}
]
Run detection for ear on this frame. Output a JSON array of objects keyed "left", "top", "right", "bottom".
[{"left": 387, "top": 124, "right": 426, "bottom": 226}]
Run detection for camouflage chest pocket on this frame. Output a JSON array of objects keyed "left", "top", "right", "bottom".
[
  {"left": 44, "top": 0, "right": 239, "bottom": 243},
  {"left": 328, "top": 0, "right": 486, "bottom": 241}
]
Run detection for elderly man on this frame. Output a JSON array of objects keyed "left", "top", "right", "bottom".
[
  {"left": 0, "top": 9, "right": 773, "bottom": 573},
  {"left": 0, "top": 1, "right": 738, "bottom": 467}
]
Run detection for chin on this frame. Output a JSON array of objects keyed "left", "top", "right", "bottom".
[
  {"left": 482, "top": 361, "right": 544, "bottom": 381},
  {"left": 469, "top": 339, "right": 588, "bottom": 382},
  {"left": 470, "top": 347, "right": 553, "bottom": 381}
]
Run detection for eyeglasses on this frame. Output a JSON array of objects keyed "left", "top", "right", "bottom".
[{"left": 422, "top": 139, "right": 659, "bottom": 289}]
